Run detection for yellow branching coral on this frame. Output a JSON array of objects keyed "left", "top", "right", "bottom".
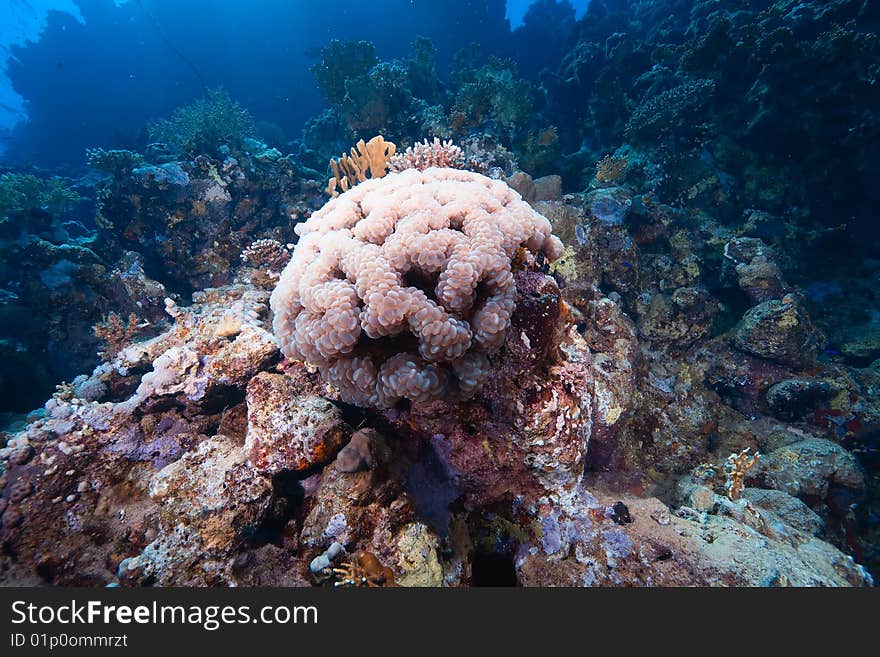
[
  {"left": 595, "top": 153, "right": 628, "bottom": 184},
  {"left": 326, "top": 135, "right": 396, "bottom": 197},
  {"left": 724, "top": 448, "right": 760, "bottom": 500},
  {"left": 331, "top": 551, "right": 396, "bottom": 587}
]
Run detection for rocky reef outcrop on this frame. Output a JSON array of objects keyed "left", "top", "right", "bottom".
[{"left": 1, "top": 175, "right": 875, "bottom": 587}]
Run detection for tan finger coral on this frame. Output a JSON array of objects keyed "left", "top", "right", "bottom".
[
  {"left": 271, "top": 167, "right": 564, "bottom": 408},
  {"left": 326, "top": 135, "right": 396, "bottom": 197}
]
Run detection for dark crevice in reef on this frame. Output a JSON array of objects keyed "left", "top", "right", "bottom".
[
  {"left": 194, "top": 385, "right": 247, "bottom": 416},
  {"left": 709, "top": 286, "right": 753, "bottom": 335},
  {"left": 405, "top": 441, "right": 462, "bottom": 538},
  {"left": 402, "top": 270, "right": 440, "bottom": 303},
  {"left": 334, "top": 400, "right": 374, "bottom": 432},
  {"left": 471, "top": 551, "right": 518, "bottom": 587},
  {"left": 247, "top": 472, "right": 307, "bottom": 549},
  {"left": 100, "top": 365, "right": 152, "bottom": 403}
]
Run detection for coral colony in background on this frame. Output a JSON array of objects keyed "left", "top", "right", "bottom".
[{"left": 0, "top": 0, "right": 879, "bottom": 587}]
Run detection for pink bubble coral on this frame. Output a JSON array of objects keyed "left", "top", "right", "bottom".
[{"left": 270, "top": 167, "right": 564, "bottom": 408}]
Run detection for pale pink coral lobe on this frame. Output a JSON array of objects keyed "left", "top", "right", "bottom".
[{"left": 271, "top": 167, "right": 564, "bottom": 408}]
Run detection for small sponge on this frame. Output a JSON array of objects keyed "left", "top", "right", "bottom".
[{"left": 271, "top": 167, "right": 563, "bottom": 408}]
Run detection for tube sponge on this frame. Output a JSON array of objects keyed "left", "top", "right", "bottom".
[{"left": 270, "top": 167, "right": 564, "bottom": 408}]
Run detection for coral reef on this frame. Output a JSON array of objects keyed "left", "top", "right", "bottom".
[
  {"left": 297, "top": 38, "right": 544, "bottom": 178},
  {"left": 0, "top": 258, "right": 872, "bottom": 587},
  {"left": 0, "top": 83, "right": 309, "bottom": 418},
  {"left": 311, "top": 40, "right": 380, "bottom": 109},
  {"left": 308, "top": 39, "right": 436, "bottom": 143},
  {"left": 0, "top": 173, "right": 81, "bottom": 220},
  {"left": 0, "top": 169, "right": 167, "bottom": 413},
  {"left": 3, "top": 137, "right": 874, "bottom": 586},
  {"left": 1, "top": 0, "right": 878, "bottom": 589},
  {"left": 451, "top": 58, "right": 535, "bottom": 136},
  {"left": 86, "top": 149, "right": 146, "bottom": 179},
  {"left": 92, "top": 136, "right": 321, "bottom": 294}
]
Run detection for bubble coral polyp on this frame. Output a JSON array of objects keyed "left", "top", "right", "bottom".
[{"left": 270, "top": 167, "right": 564, "bottom": 408}]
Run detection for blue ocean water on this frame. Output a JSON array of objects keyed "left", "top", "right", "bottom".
[{"left": 0, "top": 0, "right": 588, "bottom": 165}]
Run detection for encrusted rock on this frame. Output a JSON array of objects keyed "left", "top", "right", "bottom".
[
  {"left": 721, "top": 237, "right": 788, "bottom": 302},
  {"left": 733, "top": 296, "right": 824, "bottom": 368},
  {"left": 752, "top": 438, "right": 865, "bottom": 499},
  {"left": 121, "top": 435, "right": 274, "bottom": 586},
  {"left": 335, "top": 428, "right": 390, "bottom": 473},
  {"left": 515, "top": 492, "right": 870, "bottom": 587},
  {"left": 245, "top": 372, "right": 351, "bottom": 474},
  {"left": 584, "top": 186, "right": 633, "bottom": 226},
  {"left": 299, "top": 446, "right": 410, "bottom": 555},
  {"left": 743, "top": 488, "right": 824, "bottom": 535},
  {"left": 533, "top": 175, "right": 562, "bottom": 202},
  {"left": 395, "top": 522, "right": 443, "bottom": 587},
  {"left": 765, "top": 378, "right": 843, "bottom": 421},
  {"left": 507, "top": 170, "right": 536, "bottom": 203},
  {"left": 149, "top": 436, "right": 272, "bottom": 547}
]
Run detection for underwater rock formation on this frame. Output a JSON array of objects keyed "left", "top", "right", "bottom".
[
  {"left": 245, "top": 372, "right": 351, "bottom": 474},
  {"left": 733, "top": 295, "right": 824, "bottom": 368},
  {"left": 93, "top": 140, "right": 322, "bottom": 294},
  {"left": 0, "top": 174, "right": 875, "bottom": 587}
]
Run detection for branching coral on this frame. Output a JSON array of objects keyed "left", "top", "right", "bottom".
[
  {"left": 451, "top": 57, "right": 535, "bottom": 134},
  {"left": 325, "top": 135, "right": 396, "bottom": 197},
  {"left": 148, "top": 87, "right": 256, "bottom": 156},
  {"left": 310, "top": 38, "right": 440, "bottom": 138},
  {"left": 459, "top": 135, "right": 517, "bottom": 178},
  {"left": 271, "top": 167, "right": 564, "bottom": 408},
  {"left": 240, "top": 238, "right": 291, "bottom": 273},
  {"left": 0, "top": 173, "right": 81, "bottom": 220},
  {"left": 86, "top": 148, "right": 145, "bottom": 179},
  {"left": 93, "top": 311, "right": 150, "bottom": 359},
  {"left": 724, "top": 448, "right": 760, "bottom": 501},
  {"left": 389, "top": 138, "right": 464, "bottom": 172},
  {"left": 518, "top": 126, "right": 559, "bottom": 177},
  {"left": 595, "top": 153, "right": 628, "bottom": 184},
  {"left": 330, "top": 551, "right": 396, "bottom": 587}
]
